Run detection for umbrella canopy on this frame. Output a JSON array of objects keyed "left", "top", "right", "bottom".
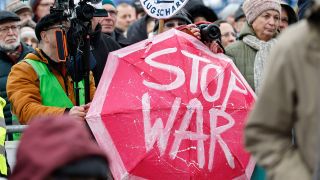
[{"left": 86, "top": 29, "right": 256, "bottom": 180}]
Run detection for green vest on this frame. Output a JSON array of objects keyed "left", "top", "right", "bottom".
[
  {"left": 0, "top": 97, "right": 8, "bottom": 176},
  {"left": 11, "top": 59, "right": 85, "bottom": 139}
]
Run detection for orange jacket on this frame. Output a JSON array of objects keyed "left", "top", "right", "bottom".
[{"left": 7, "top": 49, "right": 96, "bottom": 124}]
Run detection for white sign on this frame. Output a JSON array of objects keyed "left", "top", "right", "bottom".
[{"left": 140, "top": 0, "right": 189, "bottom": 19}]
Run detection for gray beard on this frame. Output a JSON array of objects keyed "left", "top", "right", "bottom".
[{"left": 0, "top": 39, "right": 20, "bottom": 52}]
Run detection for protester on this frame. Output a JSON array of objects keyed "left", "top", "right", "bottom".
[
  {"left": 225, "top": 0, "right": 281, "bottom": 93},
  {"left": 6, "top": 0, "right": 36, "bottom": 28},
  {"left": 20, "top": 26, "right": 38, "bottom": 49},
  {"left": 102, "top": 0, "right": 130, "bottom": 47},
  {"left": 214, "top": 20, "right": 236, "bottom": 48},
  {"left": 115, "top": 2, "right": 135, "bottom": 37},
  {"left": 245, "top": 1, "right": 320, "bottom": 179},
  {"left": 91, "top": 14, "right": 121, "bottom": 86},
  {"left": 10, "top": 115, "right": 112, "bottom": 180},
  {"left": 279, "top": 1, "right": 298, "bottom": 32},
  {"left": 29, "top": 0, "right": 54, "bottom": 22},
  {"left": 233, "top": 4, "right": 246, "bottom": 36},
  {"left": 0, "top": 11, "right": 33, "bottom": 130},
  {"left": 0, "top": 97, "right": 8, "bottom": 177},
  {"left": 187, "top": 4, "right": 218, "bottom": 23},
  {"left": 7, "top": 13, "right": 95, "bottom": 124}
]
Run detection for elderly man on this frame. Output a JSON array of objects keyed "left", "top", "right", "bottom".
[
  {"left": 0, "top": 11, "right": 33, "bottom": 131},
  {"left": 7, "top": 13, "right": 95, "bottom": 124},
  {"left": 101, "top": 0, "right": 130, "bottom": 47}
]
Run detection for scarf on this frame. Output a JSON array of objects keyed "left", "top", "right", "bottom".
[{"left": 243, "top": 35, "right": 277, "bottom": 94}]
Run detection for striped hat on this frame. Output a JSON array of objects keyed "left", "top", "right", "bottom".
[{"left": 243, "top": 0, "right": 281, "bottom": 24}]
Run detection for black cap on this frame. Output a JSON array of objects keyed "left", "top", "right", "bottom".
[
  {"left": 188, "top": 5, "right": 218, "bottom": 23},
  {"left": 0, "top": 10, "right": 20, "bottom": 24},
  {"left": 35, "top": 13, "right": 68, "bottom": 41},
  {"left": 281, "top": 2, "right": 298, "bottom": 24}
]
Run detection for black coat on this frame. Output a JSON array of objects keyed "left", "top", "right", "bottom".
[
  {"left": 126, "top": 15, "right": 150, "bottom": 45},
  {"left": 91, "top": 25, "right": 121, "bottom": 86},
  {"left": 0, "top": 43, "right": 33, "bottom": 125}
]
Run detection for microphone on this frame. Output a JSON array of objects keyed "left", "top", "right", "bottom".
[{"left": 54, "top": 29, "right": 68, "bottom": 62}]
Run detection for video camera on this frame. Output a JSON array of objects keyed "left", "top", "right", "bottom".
[{"left": 50, "top": 0, "right": 107, "bottom": 105}]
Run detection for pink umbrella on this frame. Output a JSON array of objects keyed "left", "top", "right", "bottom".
[{"left": 86, "top": 29, "right": 256, "bottom": 180}]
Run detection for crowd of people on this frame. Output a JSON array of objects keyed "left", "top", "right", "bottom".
[{"left": 0, "top": 0, "right": 319, "bottom": 179}]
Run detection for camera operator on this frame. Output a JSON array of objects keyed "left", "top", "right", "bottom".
[{"left": 7, "top": 13, "right": 96, "bottom": 124}]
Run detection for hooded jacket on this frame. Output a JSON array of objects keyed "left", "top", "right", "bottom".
[
  {"left": 10, "top": 116, "right": 110, "bottom": 180},
  {"left": 6, "top": 48, "right": 96, "bottom": 124}
]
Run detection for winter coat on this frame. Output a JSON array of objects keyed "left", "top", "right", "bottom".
[
  {"left": 245, "top": 20, "right": 320, "bottom": 180},
  {"left": 0, "top": 43, "right": 33, "bottom": 125},
  {"left": 91, "top": 24, "right": 121, "bottom": 86},
  {"left": 6, "top": 48, "right": 96, "bottom": 124},
  {"left": 225, "top": 22, "right": 257, "bottom": 90},
  {"left": 127, "top": 15, "right": 150, "bottom": 45}
]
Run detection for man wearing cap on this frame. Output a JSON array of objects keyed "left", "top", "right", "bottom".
[
  {"left": 0, "top": 11, "right": 33, "bottom": 131},
  {"left": 7, "top": 13, "right": 95, "bottom": 124},
  {"left": 6, "top": 0, "right": 36, "bottom": 28},
  {"left": 101, "top": 0, "right": 131, "bottom": 47}
]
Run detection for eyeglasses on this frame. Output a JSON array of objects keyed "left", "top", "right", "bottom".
[
  {"left": 107, "top": 10, "right": 118, "bottom": 17},
  {"left": 164, "top": 21, "right": 187, "bottom": 28},
  {"left": 45, "top": 25, "right": 70, "bottom": 32},
  {"left": 222, "top": 32, "right": 236, "bottom": 38},
  {"left": 0, "top": 25, "right": 20, "bottom": 34}
]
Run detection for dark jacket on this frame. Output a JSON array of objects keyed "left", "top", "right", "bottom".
[
  {"left": 91, "top": 24, "right": 121, "bottom": 86},
  {"left": 0, "top": 43, "right": 33, "bottom": 125},
  {"left": 127, "top": 15, "right": 150, "bottom": 44},
  {"left": 108, "top": 28, "right": 131, "bottom": 47}
]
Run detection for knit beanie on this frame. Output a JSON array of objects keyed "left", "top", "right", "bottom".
[
  {"left": 243, "top": 0, "right": 281, "bottom": 24},
  {"left": 102, "top": 0, "right": 115, "bottom": 7}
]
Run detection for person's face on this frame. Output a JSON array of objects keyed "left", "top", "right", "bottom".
[
  {"left": 116, "top": 5, "right": 134, "bottom": 32},
  {"left": 163, "top": 19, "right": 187, "bottom": 32},
  {"left": 252, "top": 10, "right": 280, "bottom": 41},
  {"left": 21, "top": 36, "right": 38, "bottom": 49},
  {"left": 220, "top": 22, "right": 236, "bottom": 48},
  {"left": 17, "top": 9, "right": 33, "bottom": 21},
  {"left": 35, "top": 0, "right": 54, "bottom": 20},
  {"left": 0, "top": 21, "right": 20, "bottom": 51},
  {"left": 100, "top": 4, "right": 117, "bottom": 34},
  {"left": 279, "top": 8, "right": 289, "bottom": 32},
  {"left": 41, "top": 21, "right": 70, "bottom": 49}
]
